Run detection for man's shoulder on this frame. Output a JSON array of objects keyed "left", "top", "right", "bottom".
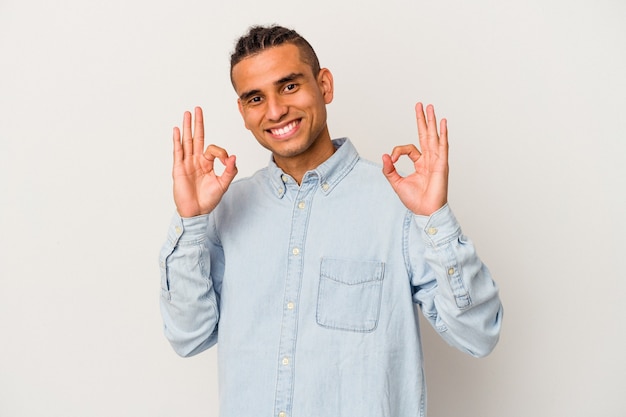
[
  {"left": 348, "top": 156, "right": 392, "bottom": 187},
  {"left": 353, "top": 156, "right": 384, "bottom": 174}
]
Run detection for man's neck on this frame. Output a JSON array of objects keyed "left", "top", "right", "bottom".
[{"left": 274, "top": 137, "right": 336, "bottom": 185}]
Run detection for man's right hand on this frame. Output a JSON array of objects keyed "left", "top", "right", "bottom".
[{"left": 172, "top": 107, "right": 238, "bottom": 218}]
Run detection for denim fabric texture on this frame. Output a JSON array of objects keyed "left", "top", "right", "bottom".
[{"left": 160, "top": 138, "right": 503, "bottom": 417}]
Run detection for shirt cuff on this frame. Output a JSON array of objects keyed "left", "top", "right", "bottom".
[
  {"left": 413, "top": 203, "right": 462, "bottom": 247},
  {"left": 166, "top": 213, "right": 210, "bottom": 245}
]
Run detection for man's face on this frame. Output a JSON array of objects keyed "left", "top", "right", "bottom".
[{"left": 232, "top": 43, "right": 334, "bottom": 165}]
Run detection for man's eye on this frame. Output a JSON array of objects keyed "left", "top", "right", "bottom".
[
  {"left": 285, "top": 83, "right": 297, "bottom": 92},
  {"left": 248, "top": 96, "right": 262, "bottom": 104}
]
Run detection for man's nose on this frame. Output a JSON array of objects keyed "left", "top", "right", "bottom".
[{"left": 266, "top": 95, "right": 288, "bottom": 122}]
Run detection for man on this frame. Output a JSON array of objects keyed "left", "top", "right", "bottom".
[{"left": 160, "top": 25, "right": 502, "bottom": 417}]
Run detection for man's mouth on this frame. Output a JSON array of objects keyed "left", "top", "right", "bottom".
[{"left": 268, "top": 120, "right": 300, "bottom": 138}]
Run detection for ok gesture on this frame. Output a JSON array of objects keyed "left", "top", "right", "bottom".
[
  {"left": 382, "top": 103, "right": 449, "bottom": 216},
  {"left": 172, "top": 107, "right": 238, "bottom": 217}
]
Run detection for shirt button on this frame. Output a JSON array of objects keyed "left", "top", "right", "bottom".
[
  {"left": 277, "top": 187, "right": 284, "bottom": 195},
  {"left": 448, "top": 267, "right": 455, "bottom": 275},
  {"left": 287, "top": 302, "right": 295, "bottom": 310},
  {"left": 175, "top": 226, "right": 182, "bottom": 235},
  {"left": 282, "top": 357, "right": 290, "bottom": 365},
  {"left": 427, "top": 227, "right": 438, "bottom": 235},
  {"left": 298, "top": 201, "right": 305, "bottom": 209},
  {"left": 278, "top": 412, "right": 287, "bottom": 417},
  {"left": 292, "top": 247, "right": 300, "bottom": 255},
  {"left": 281, "top": 174, "right": 289, "bottom": 182},
  {"left": 321, "top": 182, "right": 329, "bottom": 191}
]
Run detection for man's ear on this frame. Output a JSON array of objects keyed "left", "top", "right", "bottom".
[{"left": 317, "top": 68, "right": 334, "bottom": 104}]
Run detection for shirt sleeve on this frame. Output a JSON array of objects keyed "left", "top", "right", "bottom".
[
  {"left": 408, "top": 204, "right": 503, "bottom": 357},
  {"left": 159, "top": 213, "right": 222, "bottom": 357}
]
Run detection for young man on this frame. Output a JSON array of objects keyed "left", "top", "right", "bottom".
[{"left": 160, "top": 25, "right": 502, "bottom": 417}]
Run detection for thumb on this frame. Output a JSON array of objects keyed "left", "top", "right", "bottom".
[
  {"left": 382, "top": 154, "right": 402, "bottom": 186},
  {"left": 220, "top": 155, "right": 238, "bottom": 188}
]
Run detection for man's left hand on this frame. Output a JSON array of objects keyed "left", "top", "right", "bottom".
[{"left": 382, "top": 102, "right": 449, "bottom": 216}]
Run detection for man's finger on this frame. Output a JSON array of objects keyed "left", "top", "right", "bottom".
[
  {"left": 415, "top": 102, "right": 428, "bottom": 150},
  {"left": 390, "top": 144, "right": 422, "bottom": 163},
  {"left": 439, "top": 118, "right": 449, "bottom": 160},
  {"left": 425, "top": 104, "right": 440, "bottom": 150},
  {"left": 204, "top": 144, "right": 230, "bottom": 162},
  {"left": 193, "top": 107, "right": 205, "bottom": 156},
  {"left": 173, "top": 127, "right": 183, "bottom": 164},
  {"left": 181, "top": 111, "right": 193, "bottom": 157}
]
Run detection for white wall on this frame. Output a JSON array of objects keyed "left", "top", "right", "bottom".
[{"left": 1, "top": 0, "right": 624, "bottom": 416}]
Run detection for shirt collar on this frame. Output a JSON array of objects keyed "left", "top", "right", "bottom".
[{"left": 267, "top": 138, "right": 360, "bottom": 198}]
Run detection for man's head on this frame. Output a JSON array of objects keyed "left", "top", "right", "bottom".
[
  {"left": 230, "top": 25, "right": 321, "bottom": 87},
  {"left": 230, "top": 25, "right": 335, "bottom": 180}
]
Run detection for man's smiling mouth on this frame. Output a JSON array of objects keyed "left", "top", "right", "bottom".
[{"left": 268, "top": 120, "right": 300, "bottom": 137}]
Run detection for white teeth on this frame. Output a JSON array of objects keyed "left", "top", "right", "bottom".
[{"left": 271, "top": 121, "right": 297, "bottom": 136}]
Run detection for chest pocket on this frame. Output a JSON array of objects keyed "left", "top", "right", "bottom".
[{"left": 316, "top": 258, "right": 385, "bottom": 332}]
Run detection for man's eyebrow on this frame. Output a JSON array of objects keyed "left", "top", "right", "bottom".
[
  {"left": 275, "top": 72, "right": 304, "bottom": 86},
  {"left": 238, "top": 73, "right": 305, "bottom": 101},
  {"left": 239, "top": 89, "right": 261, "bottom": 102}
]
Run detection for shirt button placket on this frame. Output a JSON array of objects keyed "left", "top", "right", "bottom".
[{"left": 274, "top": 179, "right": 314, "bottom": 416}]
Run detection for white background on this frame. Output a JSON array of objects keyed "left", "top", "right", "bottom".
[{"left": 1, "top": 0, "right": 625, "bottom": 416}]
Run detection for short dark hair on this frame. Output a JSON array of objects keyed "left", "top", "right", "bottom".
[{"left": 230, "top": 25, "right": 321, "bottom": 85}]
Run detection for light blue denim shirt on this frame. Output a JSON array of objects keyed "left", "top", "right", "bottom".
[{"left": 160, "top": 138, "right": 502, "bottom": 417}]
